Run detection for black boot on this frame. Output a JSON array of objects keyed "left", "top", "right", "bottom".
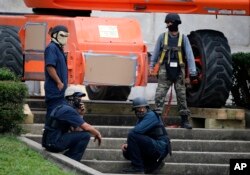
[
  {"left": 181, "top": 115, "right": 192, "bottom": 129},
  {"left": 122, "top": 166, "right": 144, "bottom": 174}
]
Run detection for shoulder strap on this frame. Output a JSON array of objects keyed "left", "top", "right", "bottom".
[
  {"left": 159, "top": 32, "right": 184, "bottom": 65},
  {"left": 158, "top": 32, "right": 169, "bottom": 64},
  {"left": 49, "top": 105, "right": 63, "bottom": 118},
  {"left": 177, "top": 33, "right": 183, "bottom": 64}
]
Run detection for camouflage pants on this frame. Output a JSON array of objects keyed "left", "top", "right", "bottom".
[{"left": 155, "top": 65, "right": 190, "bottom": 116}]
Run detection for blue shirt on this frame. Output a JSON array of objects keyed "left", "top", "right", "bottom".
[
  {"left": 131, "top": 110, "right": 169, "bottom": 155},
  {"left": 45, "top": 104, "right": 85, "bottom": 143},
  {"left": 52, "top": 105, "right": 85, "bottom": 128},
  {"left": 44, "top": 42, "right": 68, "bottom": 106}
]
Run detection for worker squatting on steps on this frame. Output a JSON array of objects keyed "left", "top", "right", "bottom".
[
  {"left": 121, "top": 97, "right": 171, "bottom": 174},
  {"left": 149, "top": 13, "right": 198, "bottom": 129},
  {"left": 44, "top": 25, "right": 69, "bottom": 118},
  {"left": 42, "top": 86, "right": 102, "bottom": 161}
]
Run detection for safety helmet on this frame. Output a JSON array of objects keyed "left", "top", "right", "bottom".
[
  {"left": 50, "top": 25, "right": 68, "bottom": 37},
  {"left": 165, "top": 13, "right": 181, "bottom": 24},
  {"left": 65, "top": 85, "right": 86, "bottom": 98},
  {"left": 132, "top": 97, "right": 149, "bottom": 110}
]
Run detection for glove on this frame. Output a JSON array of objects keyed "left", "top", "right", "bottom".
[
  {"left": 190, "top": 75, "right": 198, "bottom": 81},
  {"left": 190, "top": 74, "right": 200, "bottom": 84}
]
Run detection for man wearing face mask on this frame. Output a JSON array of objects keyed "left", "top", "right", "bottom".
[
  {"left": 121, "top": 97, "right": 171, "bottom": 174},
  {"left": 42, "top": 86, "right": 102, "bottom": 161},
  {"left": 44, "top": 25, "right": 69, "bottom": 118},
  {"left": 149, "top": 13, "right": 198, "bottom": 129}
]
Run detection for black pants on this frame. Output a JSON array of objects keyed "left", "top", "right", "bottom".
[
  {"left": 45, "top": 131, "right": 90, "bottom": 161},
  {"left": 123, "top": 132, "right": 162, "bottom": 170}
]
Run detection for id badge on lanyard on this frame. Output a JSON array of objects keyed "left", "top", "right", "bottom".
[{"left": 170, "top": 62, "right": 178, "bottom": 67}]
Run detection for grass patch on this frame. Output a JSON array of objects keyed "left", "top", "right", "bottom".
[{"left": 0, "top": 135, "right": 76, "bottom": 175}]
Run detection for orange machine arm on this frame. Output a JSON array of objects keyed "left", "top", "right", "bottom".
[{"left": 24, "top": 0, "right": 250, "bottom": 16}]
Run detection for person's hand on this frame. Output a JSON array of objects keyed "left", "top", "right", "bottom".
[
  {"left": 121, "top": 143, "right": 128, "bottom": 152},
  {"left": 78, "top": 103, "right": 86, "bottom": 115},
  {"left": 149, "top": 68, "right": 154, "bottom": 76},
  {"left": 190, "top": 74, "right": 200, "bottom": 84},
  {"left": 57, "top": 81, "right": 64, "bottom": 91},
  {"left": 94, "top": 133, "right": 102, "bottom": 146}
]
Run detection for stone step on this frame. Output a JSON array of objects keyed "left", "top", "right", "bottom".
[
  {"left": 30, "top": 110, "right": 181, "bottom": 125},
  {"left": 27, "top": 101, "right": 245, "bottom": 121},
  {"left": 82, "top": 149, "right": 250, "bottom": 164},
  {"left": 21, "top": 133, "right": 246, "bottom": 175},
  {"left": 25, "top": 134, "right": 250, "bottom": 152},
  {"left": 22, "top": 97, "right": 250, "bottom": 174},
  {"left": 81, "top": 160, "right": 229, "bottom": 175},
  {"left": 26, "top": 97, "right": 245, "bottom": 120},
  {"left": 25, "top": 97, "right": 47, "bottom": 109},
  {"left": 28, "top": 109, "right": 247, "bottom": 129},
  {"left": 21, "top": 124, "right": 250, "bottom": 140},
  {"left": 26, "top": 97, "right": 247, "bottom": 129}
]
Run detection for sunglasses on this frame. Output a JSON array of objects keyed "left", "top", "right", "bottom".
[
  {"left": 59, "top": 34, "right": 69, "bottom": 37},
  {"left": 166, "top": 21, "right": 174, "bottom": 24}
]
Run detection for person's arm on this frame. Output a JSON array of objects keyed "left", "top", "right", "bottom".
[
  {"left": 80, "top": 122, "right": 102, "bottom": 146},
  {"left": 133, "top": 111, "right": 158, "bottom": 134},
  {"left": 183, "top": 35, "right": 197, "bottom": 76},
  {"left": 46, "top": 65, "right": 64, "bottom": 91},
  {"left": 150, "top": 33, "right": 164, "bottom": 70}
]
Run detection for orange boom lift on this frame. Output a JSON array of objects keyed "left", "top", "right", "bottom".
[{"left": 0, "top": 0, "right": 249, "bottom": 106}]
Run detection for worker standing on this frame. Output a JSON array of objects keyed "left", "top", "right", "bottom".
[
  {"left": 44, "top": 25, "right": 69, "bottom": 117},
  {"left": 149, "top": 13, "right": 198, "bottom": 129}
]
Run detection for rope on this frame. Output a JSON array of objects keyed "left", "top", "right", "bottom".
[{"left": 161, "top": 85, "right": 173, "bottom": 127}]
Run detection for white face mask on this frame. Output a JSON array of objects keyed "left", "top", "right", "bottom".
[{"left": 56, "top": 31, "right": 69, "bottom": 46}]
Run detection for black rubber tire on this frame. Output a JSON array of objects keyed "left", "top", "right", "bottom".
[
  {"left": 86, "top": 86, "right": 131, "bottom": 101},
  {"left": 187, "top": 30, "right": 232, "bottom": 108},
  {"left": 0, "top": 26, "right": 23, "bottom": 76}
]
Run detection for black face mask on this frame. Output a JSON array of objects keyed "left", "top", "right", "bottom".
[
  {"left": 135, "top": 111, "right": 145, "bottom": 119},
  {"left": 67, "top": 96, "right": 81, "bottom": 109},
  {"left": 73, "top": 97, "right": 82, "bottom": 109},
  {"left": 134, "top": 108, "right": 147, "bottom": 119},
  {"left": 167, "top": 22, "right": 179, "bottom": 32}
]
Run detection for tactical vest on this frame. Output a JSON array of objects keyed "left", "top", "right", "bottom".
[
  {"left": 145, "top": 111, "right": 172, "bottom": 158},
  {"left": 145, "top": 111, "right": 168, "bottom": 139},
  {"left": 159, "top": 32, "right": 184, "bottom": 81}
]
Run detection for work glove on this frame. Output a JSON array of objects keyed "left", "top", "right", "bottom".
[{"left": 190, "top": 74, "right": 200, "bottom": 84}]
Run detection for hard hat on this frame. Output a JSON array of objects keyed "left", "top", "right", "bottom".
[
  {"left": 50, "top": 25, "right": 68, "bottom": 37},
  {"left": 165, "top": 13, "right": 181, "bottom": 24},
  {"left": 132, "top": 97, "right": 149, "bottom": 110},
  {"left": 65, "top": 86, "right": 86, "bottom": 98}
]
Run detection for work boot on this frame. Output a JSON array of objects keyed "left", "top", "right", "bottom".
[
  {"left": 122, "top": 166, "right": 144, "bottom": 174},
  {"left": 145, "top": 159, "right": 165, "bottom": 174},
  {"left": 181, "top": 115, "right": 192, "bottom": 129}
]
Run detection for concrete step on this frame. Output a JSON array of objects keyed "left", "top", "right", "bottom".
[
  {"left": 22, "top": 97, "right": 250, "bottom": 174},
  {"left": 25, "top": 134, "right": 250, "bottom": 153},
  {"left": 22, "top": 133, "right": 247, "bottom": 175},
  {"left": 81, "top": 160, "right": 229, "bottom": 175},
  {"left": 21, "top": 124, "right": 250, "bottom": 140},
  {"left": 82, "top": 148, "right": 250, "bottom": 164},
  {"left": 25, "top": 97, "right": 46, "bottom": 109},
  {"left": 22, "top": 124, "right": 250, "bottom": 175},
  {"left": 26, "top": 97, "right": 247, "bottom": 129},
  {"left": 31, "top": 110, "right": 181, "bottom": 125}
]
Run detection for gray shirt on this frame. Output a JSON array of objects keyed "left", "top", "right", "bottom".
[{"left": 150, "top": 32, "right": 197, "bottom": 76}]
